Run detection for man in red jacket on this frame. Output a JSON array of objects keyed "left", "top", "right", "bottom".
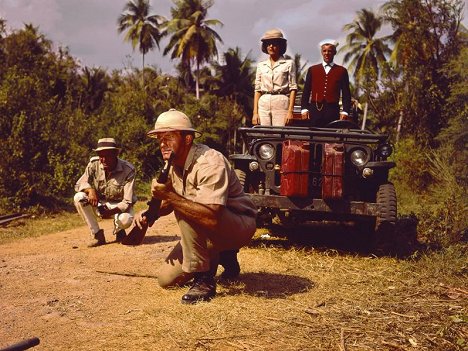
[{"left": 301, "top": 39, "right": 351, "bottom": 127}]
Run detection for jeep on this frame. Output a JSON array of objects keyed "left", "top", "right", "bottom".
[{"left": 229, "top": 120, "right": 397, "bottom": 247}]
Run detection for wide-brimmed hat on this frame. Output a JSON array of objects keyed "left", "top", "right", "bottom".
[
  {"left": 93, "top": 138, "right": 120, "bottom": 152},
  {"left": 260, "top": 29, "right": 287, "bottom": 54},
  {"left": 147, "top": 109, "right": 201, "bottom": 138},
  {"left": 261, "top": 28, "right": 287, "bottom": 42}
]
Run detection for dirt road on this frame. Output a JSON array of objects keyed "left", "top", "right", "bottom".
[{"left": 0, "top": 214, "right": 183, "bottom": 350}]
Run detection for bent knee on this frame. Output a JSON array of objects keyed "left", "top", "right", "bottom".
[
  {"left": 116, "top": 212, "right": 133, "bottom": 229},
  {"left": 157, "top": 271, "right": 193, "bottom": 289},
  {"left": 74, "top": 192, "right": 87, "bottom": 204}
]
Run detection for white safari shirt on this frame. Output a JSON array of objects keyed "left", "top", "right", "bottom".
[{"left": 254, "top": 57, "right": 297, "bottom": 94}]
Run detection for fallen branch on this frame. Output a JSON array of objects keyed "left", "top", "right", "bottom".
[{"left": 95, "top": 270, "right": 158, "bottom": 279}]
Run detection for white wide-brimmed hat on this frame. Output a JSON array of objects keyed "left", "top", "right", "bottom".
[{"left": 147, "top": 109, "right": 201, "bottom": 138}]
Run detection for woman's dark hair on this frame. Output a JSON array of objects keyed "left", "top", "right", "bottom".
[{"left": 261, "top": 39, "right": 287, "bottom": 55}]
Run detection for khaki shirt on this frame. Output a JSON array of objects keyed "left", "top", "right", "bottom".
[
  {"left": 170, "top": 144, "right": 257, "bottom": 217},
  {"left": 75, "top": 157, "right": 137, "bottom": 212},
  {"left": 254, "top": 56, "right": 298, "bottom": 93}
]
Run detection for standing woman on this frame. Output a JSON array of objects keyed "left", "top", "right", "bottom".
[{"left": 252, "top": 29, "right": 297, "bottom": 126}]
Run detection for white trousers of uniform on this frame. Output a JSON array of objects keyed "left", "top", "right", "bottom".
[
  {"left": 73, "top": 192, "right": 134, "bottom": 236},
  {"left": 258, "top": 94, "right": 289, "bottom": 126}
]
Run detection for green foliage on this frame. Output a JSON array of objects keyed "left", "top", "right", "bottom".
[
  {"left": 393, "top": 138, "right": 467, "bottom": 247},
  {"left": 380, "top": 0, "right": 465, "bottom": 144},
  {"left": 391, "top": 138, "right": 432, "bottom": 193},
  {"left": 0, "top": 26, "right": 85, "bottom": 210},
  {"left": 418, "top": 150, "right": 468, "bottom": 246}
]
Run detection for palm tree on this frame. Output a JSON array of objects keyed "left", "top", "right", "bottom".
[
  {"left": 117, "top": 0, "right": 165, "bottom": 84},
  {"left": 212, "top": 47, "right": 255, "bottom": 115},
  {"left": 341, "top": 8, "right": 391, "bottom": 91},
  {"left": 163, "top": 0, "right": 223, "bottom": 99},
  {"left": 80, "top": 67, "right": 110, "bottom": 113},
  {"left": 285, "top": 53, "right": 308, "bottom": 91}
]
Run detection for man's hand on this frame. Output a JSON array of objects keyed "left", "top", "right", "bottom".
[
  {"left": 86, "top": 188, "right": 99, "bottom": 207},
  {"left": 133, "top": 210, "right": 148, "bottom": 230},
  {"left": 151, "top": 178, "right": 173, "bottom": 200}
]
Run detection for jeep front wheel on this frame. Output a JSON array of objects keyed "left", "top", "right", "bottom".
[{"left": 374, "top": 182, "right": 397, "bottom": 251}]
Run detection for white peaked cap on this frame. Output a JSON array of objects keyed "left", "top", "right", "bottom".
[{"left": 318, "top": 39, "right": 339, "bottom": 48}]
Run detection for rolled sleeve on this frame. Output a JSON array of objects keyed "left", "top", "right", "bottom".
[
  {"left": 75, "top": 164, "right": 93, "bottom": 192},
  {"left": 116, "top": 175, "right": 136, "bottom": 212},
  {"left": 288, "top": 60, "right": 298, "bottom": 91},
  {"left": 193, "top": 165, "right": 228, "bottom": 206},
  {"left": 254, "top": 65, "right": 262, "bottom": 92}
]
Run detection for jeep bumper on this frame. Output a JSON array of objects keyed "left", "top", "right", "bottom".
[{"left": 250, "top": 194, "right": 380, "bottom": 217}]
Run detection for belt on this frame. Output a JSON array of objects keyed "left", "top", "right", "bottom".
[{"left": 261, "top": 90, "right": 288, "bottom": 95}]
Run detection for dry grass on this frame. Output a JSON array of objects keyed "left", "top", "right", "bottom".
[
  {"left": 122, "top": 232, "right": 467, "bottom": 351},
  {"left": 1, "top": 214, "right": 466, "bottom": 350}
]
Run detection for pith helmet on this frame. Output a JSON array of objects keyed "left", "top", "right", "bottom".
[
  {"left": 261, "top": 28, "right": 287, "bottom": 42},
  {"left": 93, "top": 138, "right": 120, "bottom": 152},
  {"left": 147, "top": 108, "right": 201, "bottom": 138}
]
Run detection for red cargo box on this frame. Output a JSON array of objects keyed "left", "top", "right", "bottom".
[
  {"left": 322, "top": 143, "right": 344, "bottom": 200},
  {"left": 280, "top": 140, "right": 310, "bottom": 197}
]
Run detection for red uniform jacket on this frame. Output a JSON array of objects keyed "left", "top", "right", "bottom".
[{"left": 301, "top": 64, "right": 351, "bottom": 113}]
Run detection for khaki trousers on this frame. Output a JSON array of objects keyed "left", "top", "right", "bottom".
[
  {"left": 258, "top": 94, "right": 289, "bottom": 126},
  {"left": 157, "top": 208, "right": 256, "bottom": 288}
]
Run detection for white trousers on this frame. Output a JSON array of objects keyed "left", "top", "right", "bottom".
[
  {"left": 258, "top": 94, "right": 289, "bottom": 126},
  {"left": 73, "top": 192, "right": 134, "bottom": 236}
]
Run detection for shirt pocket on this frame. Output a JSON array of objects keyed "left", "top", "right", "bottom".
[{"left": 106, "top": 179, "right": 125, "bottom": 201}]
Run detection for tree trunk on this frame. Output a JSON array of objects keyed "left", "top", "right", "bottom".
[
  {"left": 142, "top": 53, "right": 145, "bottom": 87},
  {"left": 361, "top": 102, "right": 368, "bottom": 130},
  {"left": 195, "top": 60, "right": 200, "bottom": 100},
  {"left": 396, "top": 110, "right": 403, "bottom": 143}
]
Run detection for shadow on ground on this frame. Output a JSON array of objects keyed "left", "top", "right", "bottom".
[
  {"left": 250, "top": 215, "right": 421, "bottom": 258},
  {"left": 219, "top": 272, "right": 313, "bottom": 298}
]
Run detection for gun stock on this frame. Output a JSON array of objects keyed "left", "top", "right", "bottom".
[
  {"left": 121, "top": 152, "right": 174, "bottom": 246},
  {"left": 0, "top": 337, "right": 40, "bottom": 351}
]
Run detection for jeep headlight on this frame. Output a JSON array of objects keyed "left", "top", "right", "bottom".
[
  {"left": 258, "top": 143, "right": 274, "bottom": 160},
  {"left": 350, "top": 149, "right": 368, "bottom": 166},
  {"left": 377, "top": 143, "right": 393, "bottom": 158}
]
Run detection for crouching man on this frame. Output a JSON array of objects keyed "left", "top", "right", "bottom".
[
  {"left": 74, "top": 138, "right": 137, "bottom": 247},
  {"left": 134, "top": 109, "right": 257, "bottom": 304}
]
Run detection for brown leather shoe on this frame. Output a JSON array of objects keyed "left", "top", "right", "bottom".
[
  {"left": 181, "top": 272, "right": 216, "bottom": 304},
  {"left": 87, "top": 229, "right": 106, "bottom": 247}
]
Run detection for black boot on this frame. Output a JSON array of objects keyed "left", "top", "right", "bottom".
[
  {"left": 181, "top": 271, "right": 216, "bottom": 304},
  {"left": 219, "top": 250, "right": 240, "bottom": 280},
  {"left": 115, "top": 229, "right": 126, "bottom": 243}
]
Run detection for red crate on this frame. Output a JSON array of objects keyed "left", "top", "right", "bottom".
[
  {"left": 280, "top": 140, "right": 310, "bottom": 197},
  {"left": 322, "top": 143, "right": 344, "bottom": 200}
]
